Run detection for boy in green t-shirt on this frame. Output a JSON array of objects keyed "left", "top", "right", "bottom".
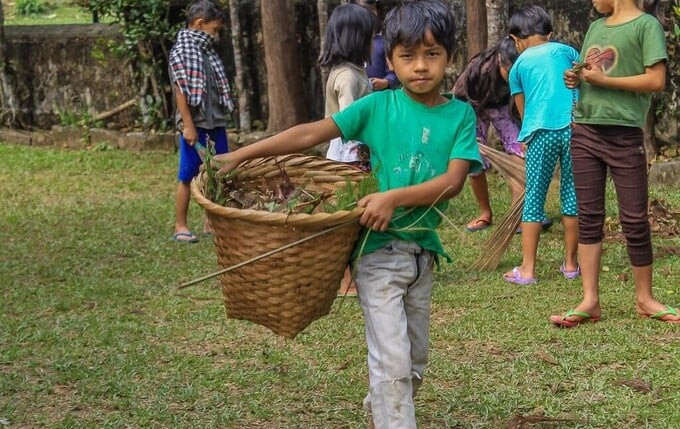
[{"left": 216, "top": 1, "right": 482, "bottom": 426}]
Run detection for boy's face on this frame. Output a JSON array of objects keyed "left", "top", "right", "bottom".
[
  {"left": 592, "top": 0, "right": 614, "bottom": 14},
  {"left": 190, "top": 18, "right": 223, "bottom": 39},
  {"left": 387, "top": 31, "right": 450, "bottom": 102}
]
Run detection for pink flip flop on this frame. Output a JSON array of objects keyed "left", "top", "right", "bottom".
[{"left": 503, "top": 267, "right": 536, "bottom": 285}]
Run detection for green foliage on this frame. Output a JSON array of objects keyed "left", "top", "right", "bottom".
[
  {"left": 56, "top": 108, "right": 103, "bottom": 128},
  {"left": 78, "top": 0, "right": 182, "bottom": 130},
  {"left": 325, "top": 173, "right": 379, "bottom": 213},
  {"left": 16, "top": 0, "right": 48, "bottom": 16}
]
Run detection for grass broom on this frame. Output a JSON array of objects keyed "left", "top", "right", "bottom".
[{"left": 471, "top": 144, "right": 526, "bottom": 270}]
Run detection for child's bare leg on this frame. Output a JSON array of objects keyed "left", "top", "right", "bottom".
[
  {"left": 562, "top": 215, "right": 579, "bottom": 271},
  {"left": 338, "top": 266, "right": 357, "bottom": 296},
  {"left": 175, "top": 180, "right": 192, "bottom": 234},
  {"left": 466, "top": 173, "right": 492, "bottom": 229},
  {"left": 633, "top": 265, "right": 680, "bottom": 319},
  {"left": 566, "top": 242, "right": 602, "bottom": 319},
  {"left": 504, "top": 221, "right": 541, "bottom": 279}
]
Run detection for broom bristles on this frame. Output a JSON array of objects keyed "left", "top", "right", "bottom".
[
  {"left": 472, "top": 143, "right": 526, "bottom": 270},
  {"left": 471, "top": 194, "right": 524, "bottom": 270}
]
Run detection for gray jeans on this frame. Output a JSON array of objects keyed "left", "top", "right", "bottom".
[{"left": 355, "top": 240, "right": 435, "bottom": 429}]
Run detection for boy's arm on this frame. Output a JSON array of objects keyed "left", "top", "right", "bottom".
[
  {"left": 174, "top": 85, "right": 198, "bottom": 145},
  {"left": 357, "top": 159, "right": 471, "bottom": 231},
  {"left": 216, "top": 118, "right": 342, "bottom": 173}
]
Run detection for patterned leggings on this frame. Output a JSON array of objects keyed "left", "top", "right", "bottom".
[{"left": 522, "top": 127, "right": 578, "bottom": 222}]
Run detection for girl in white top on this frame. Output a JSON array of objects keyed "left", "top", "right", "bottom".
[{"left": 319, "top": 3, "right": 374, "bottom": 171}]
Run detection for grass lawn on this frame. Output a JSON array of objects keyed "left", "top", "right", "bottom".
[
  {"left": 1, "top": 143, "right": 680, "bottom": 428},
  {"left": 3, "top": 0, "right": 98, "bottom": 26}
]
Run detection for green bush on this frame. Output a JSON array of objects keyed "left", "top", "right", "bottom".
[{"left": 16, "top": 0, "right": 48, "bottom": 16}]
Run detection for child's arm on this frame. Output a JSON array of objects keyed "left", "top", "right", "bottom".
[
  {"left": 513, "top": 93, "right": 525, "bottom": 121},
  {"left": 174, "top": 85, "right": 198, "bottom": 145},
  {"left": 580, "top": 61, "right": 666, "bottom": 92},
  {"left": 216, "top": 118, "right": 342, "bottom": 173},
  {"left": 357, "top": 159, "right": 471, "bottom": 231},
  {"left": 564, "top": 64, "right": 582, "bottom": 89}
]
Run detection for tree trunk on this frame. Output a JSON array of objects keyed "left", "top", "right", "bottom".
[
  {"left": 261, "top": 0, "right": 308, "bottom": 132},
  {"left": 229, "top": 0, "right": 251, "bottom": 131},
  {"left": 317, "top": 0, "right": 329, "bottom": 91},
  {"left": 0, "top": 2, "right": 19, "bottom": 126},
  {"left": 643, "top": 108, "right": 658, "bottom": 164},
  {"left": 465, "top": 0, "right": 488, "bottom": 60},
  {"left": 485, "top": 0, "right": 508, "bottom": 46}
]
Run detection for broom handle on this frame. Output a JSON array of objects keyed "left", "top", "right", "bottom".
[{"left": 177, "top": 219, "right": 359, "bottom": 290}]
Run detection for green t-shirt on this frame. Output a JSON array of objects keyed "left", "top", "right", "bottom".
[
  {"left": 574, "top": 14, "right": 667, "bottom": 128},
  {"left": 332, "top": 89, "right": 483, "bottom": 260}
]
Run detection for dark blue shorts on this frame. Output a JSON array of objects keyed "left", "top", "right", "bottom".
[{"left": 177, "top": 127, "right": 228, "bottom": 182}]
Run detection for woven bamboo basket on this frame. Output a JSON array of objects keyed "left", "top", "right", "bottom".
[{"left": 191, "top": 154, "right": 367, "bottom": 339}]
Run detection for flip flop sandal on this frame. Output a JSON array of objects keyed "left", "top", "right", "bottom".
[
  {"left": 550, "top": 309, "right": 600, "bottom": 328},
  {"left": 466, "top": 218, "right": 492, "bottom": 232},
  {"left": 503, "top": 267, "right": 536, "bottom": 285},
  {"left": 172, "top": 232, "right": 199, "bottom": 243},
  {"left": 645, "top": 306, "right": 680, "bottom": 323},
  {"left": 559, "top": 263, "right": 581, "bottom": 280}
]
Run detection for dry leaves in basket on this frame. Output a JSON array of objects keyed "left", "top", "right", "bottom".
[{"left": 204, "top": 160, "right": 379, "bottom": 215}]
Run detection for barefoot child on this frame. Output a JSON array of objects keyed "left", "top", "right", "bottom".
[
  {"left": 550, "top": 0, "right": 680, "bottom": 326},
  {"left": 502, "top": 5, "right": 580, "bottom": 285},
  {"left": 453, "top": 37, "right": 524, "bottom": 232},
  {"left": 319, "top": 3, "right": 375, "bottom": 295},
  {"left": 169, "top": 0, "right": 233, "bottom": 242},
  {"left": 216, "top": 1, "right": 482, "bottom": 425}
]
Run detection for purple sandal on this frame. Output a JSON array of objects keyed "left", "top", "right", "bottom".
[
  {"left": 503, "top": 267, "right": 537, "bottom": 285},
  {"left": 559, "top": 263, "right": 581, "bottom": 280}
]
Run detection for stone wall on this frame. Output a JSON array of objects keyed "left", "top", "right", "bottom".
[{"left": 5, "top": 24, "right": 138, "bottom": 129}]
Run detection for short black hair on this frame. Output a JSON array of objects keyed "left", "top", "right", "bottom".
[
  {"left": 186, "top": 0, "right": 226, "bottom": 26},
  {"left": 383, "top": 0, "right": 456, "bottom": 60},
  {"left": 508, "top": 5, "right": 552, "bottom": 39},
  {"left": 319, "top": 4, "right": 374, "bottom": 68}
]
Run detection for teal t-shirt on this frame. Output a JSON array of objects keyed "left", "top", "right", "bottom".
[
  {"left": 574, "top": 14, "right": 667, "bottom": 128},
  {"left": 332, "top": 89, "right": 483, "bottom": 260},
  {"left": 509, "top": 42, "right": 580, "bottom": 142}
]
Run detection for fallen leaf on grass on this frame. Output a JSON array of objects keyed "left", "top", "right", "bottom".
[
  {"left": 656, "top": 246, "right": 680, "bottom": 258},
  {"left": 535, "top": 350, "right": 558, "bottom": 366},
  {"left": 508, "top": 413, "right": 586, "bottom": 429},
  {"left": 614, "top": 378, "right": 652, "bottom": 394},
  {"left": 617, "top": 272, "right": 629, "bottom": 282},
  {"left": 550, "top": 382, "right": 562, "bottom": 394},
  {"left": 336, "top": 358, "right": 352, "bottom": 370}
]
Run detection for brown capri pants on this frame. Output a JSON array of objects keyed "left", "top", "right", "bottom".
[{"left": 570, "top": 123, "right": 653, "bottom": 267}]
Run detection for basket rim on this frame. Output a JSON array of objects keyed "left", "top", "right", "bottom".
[{"left": 192, "top": 154, "right": 366, "bottom": 228}]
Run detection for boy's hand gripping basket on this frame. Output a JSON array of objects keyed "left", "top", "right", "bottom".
[{"left": 191, "top": 155, "right": 366, "bottom": 339}]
